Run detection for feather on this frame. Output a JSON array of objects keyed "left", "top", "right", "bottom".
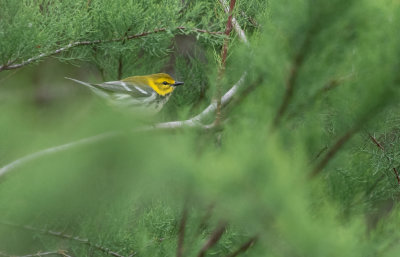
[{"left": 65, "top": 77, "right": 109, "bottom": 98}]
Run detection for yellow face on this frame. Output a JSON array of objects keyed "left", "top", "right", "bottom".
[{"left": 147, "top": 73, "right": 183, "bottom": 96}]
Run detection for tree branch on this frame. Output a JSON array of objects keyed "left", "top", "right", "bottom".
[
  {"left": 0, "top": 27, "right": 223, "bottom": 72},
  {"left": 286, "top": 72, "right": 355, "bottom": 120},
  {"left": 117, "top": 30, "right": 130, "bottom": 80},
  {"left": 0, "top": 222, "right": 130, "bottom": 257},
  {"left": 273, "top": 27, "right": 315, "bottom": 128},
  {"left": 368, "top": 133, "right": 385, "bottom": 151},
  {"left": 393, "top": 168, "right": 400, "bottom": 185},
  {"left": 0, "top": 73, "right": 247, "bottom": 178},
  {"left": 0, "top": 11, "right": 250, "bottom": 178},
  {"left": 225, "top": 236, "right": 257, "bottom": 257},
  {"left": 308, "top": 146, "right": 328, "bottom": 164},
  {"left": 219, "top": 0, "right": 249, "bottom": 46},
  {"left": 215, "top": 0, "right": 237, "bottom": 129},
  {"left": 0, "top": 250, "right": 71, "bottom": 257},
  {"left": 140, "top": 72, "right": 247, "bottom": 130},
  {"left": 0, "top": 131, "right": 119, "bottom": 177},
  {"left": 368, "top": 133, "right": 400, "bottom": 185},
  {"left": 197, "top": 222, "right": 227, "bottom": 257},
  {"left": 176, "top": 207, "right": 188, "bottom": 257},
  {"left": 310, "top": 126, "right": 359, "bottom": 177}
]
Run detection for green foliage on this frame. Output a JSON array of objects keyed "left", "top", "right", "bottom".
[{"left": 1, "top": 0, "right": 400, "bottom": 256}]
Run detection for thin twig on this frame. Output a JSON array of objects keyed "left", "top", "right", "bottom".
[
  {"left": 287, "top": 72, "right": 355, "bottom": 120},
  {"left": 318, "top": 72, "right": 355, "bottom": 95},
  {"left": 393, "top": 168, "right": 400, "bottom": 185},
  {"left": 310, "top": 126, "right": 359, "bottom": 177},
  {"left": 176, "top": 27, "right": 223, "bottom": 36},
  {"left": 215, "top": 0, "right": 237, "bottom": 129},
  {"left": 0, "top": 59, "right": 16, "bottom": 72},
  {"left": 241, "top": 11, "right": 259, "bottom": 28},
  {"left": 0, "top": 131, "right": 120, "bottom": 177},
  {"left": 197, "top": 203, "right": 215, "bottom": 234},
  {"left": 117, "top": 30, "right": 130, "bottom": 80},
  {"left": 0, "top": 222, "right": 129, "bottom": 257},
  {"left": 368, "top": 133, "right": 385, "bottom": 151},
  {"left": 117, "top": 56, "right": 123, "bottom": 80},
  {"left": 273, "top": 27, "right": 315, "bottom": 128},
  {"left": 58, "top": 250, "right": 72, "bottom": 257},
  {"left": 0, "top": 27, "right": 223, "bottom": 72},
  {"left": 364, "top": 173, "right": 386, "bottom": 198},
  {"left": 309, "top": 146, "right": 328, "bottom": 164},
  {"left": 216, "top": 0, "right": 250, "bottom": 121},
  {"left": 225, "top": 236, "right": 258, "bottom": 257},
  {"left": 368, "top": 133, "right": 400, "bottom": 185},
  {"left": 0, "top": 250, "right": 70, "bottom": 257},
  {"left": 219, "top": 0, "right": 249, "bottom": 46},
  {"left": 176, "top": 207, "right": 188, "bottom": 257},
  {"left": 223, "top": 77, "right": 263, "bottom": 116},
  {"left": 197, "top": 222, "right": 227, "bottom": 257}
]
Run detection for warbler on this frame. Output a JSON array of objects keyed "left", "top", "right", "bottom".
[{"left": 65, "top": 73, "right": 184, "bottom": 113}]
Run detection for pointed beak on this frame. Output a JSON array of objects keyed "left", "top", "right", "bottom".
[{"left": 173, "top": 81, "right": 184, "bottom": 86}]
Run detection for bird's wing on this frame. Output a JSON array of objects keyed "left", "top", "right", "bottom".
[
  {"left": 65, "top": 77, "right": 155, "bottom": 98},
  {"left": 96, "top": 80, "right": 155, "bottom": 98},
  {"left": 65, "top": 77, "right": 109, "bottom": 98}
]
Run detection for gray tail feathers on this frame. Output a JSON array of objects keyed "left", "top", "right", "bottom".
[{"left": 65, "top": 77, "right": 109, "bottom": 98}]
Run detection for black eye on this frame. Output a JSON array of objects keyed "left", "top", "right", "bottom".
[{"left": 162, "top": 81, "right": 168, "bottom": 85}]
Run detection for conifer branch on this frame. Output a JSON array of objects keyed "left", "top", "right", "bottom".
[
  {"left": 215, "top": 0, "right": 237, "bottom": 129},
  {"left": 0, "top": 222, "right": 129, "bottom": 257},
  {"left": 393, "top": 168, "right": 400, "bottom": 185},
  {"left": 197, "top": 203, "right": 215, "bottom": 233},
  {"left": 273, "top": 27, "right": 315, "bottom": 128},
  {"left": 0, "top": 250, "right": 71, "bottom": 257},
  {"left": 0, "top": 27, "right": 223, "bottom": 72},
  {"left": 197, "top": 222, "right": 227, "bottom": 257},
  {"left": 0, "top": 18, "right": 249, "bottom": 177},
  {"left": 0, "top": 131, "right": 119, "bottom": 177},
  {"left": 223, "top": 77, "right": 262, "bottom": 117},
  {"left": 309, "top": 146, "right": 328, "bottom": 164},
  {"left": 368, "top": 133, "right": 400, "bottom": 185},
  {"left": 310, "top": 126, "right": 359, "bottom": 177},
  {"left": 368, "top": 133, "right": 385, "bottom": 151},
  {"left": 176, "top": 207, "right": 188, "bottom": 257},
  {"left": 287, "top": 72, "right": 355, "bottom": 120},
  {"left": 117, "top": 30, "right": 130, "bottom": 80},
  {"left": 310, "top": 109, "right": 396, "bottom": 178},
  {"left": 225, "top": 236, "right": 258, "bottom": 257},
  {"left": 0, "top": 73, "right": 247, "bottom": 178},
  {"left": 219, "top": 0, "right": 249, "bottom": 46}
]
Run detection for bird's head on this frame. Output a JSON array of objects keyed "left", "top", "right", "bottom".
[{"left": 147, "top": 73, "right": 184, "bottom": 96}]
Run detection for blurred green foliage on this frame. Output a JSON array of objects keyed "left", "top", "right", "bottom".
[{"left": 1, "top": 0, "right": 400, "bottom": 256}]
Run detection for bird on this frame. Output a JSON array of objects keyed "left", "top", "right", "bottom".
[{"left": 65, "top": 73, "right": 184, "bottom": 113}]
